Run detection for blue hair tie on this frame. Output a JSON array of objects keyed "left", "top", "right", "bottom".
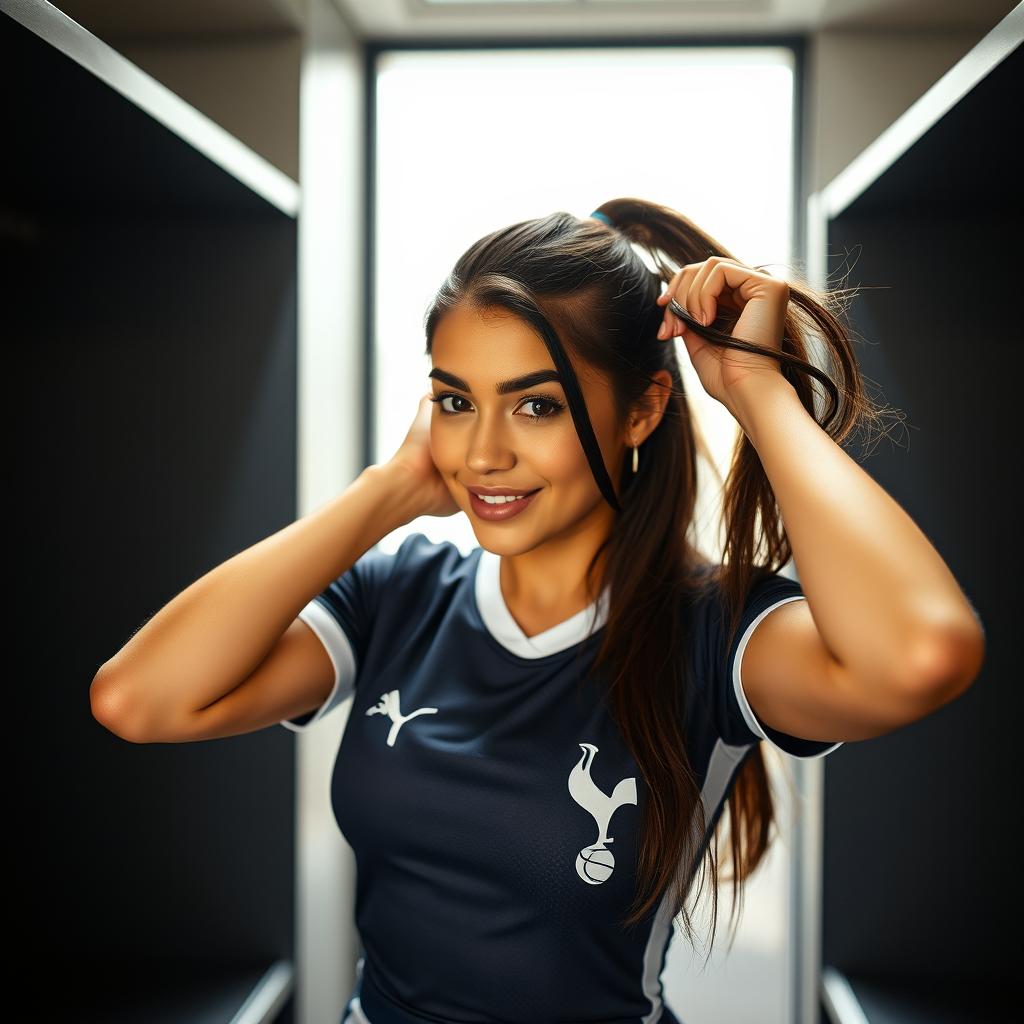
[{"left": 590, "top": 210, "right": 613, "bottom": 226}]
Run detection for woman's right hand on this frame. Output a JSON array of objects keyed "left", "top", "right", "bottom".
[{"left": 382, "top": 393, "right": 461, "bottom": 519}]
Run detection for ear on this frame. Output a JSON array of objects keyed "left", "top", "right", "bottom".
[{"left": 627, "top": 370, "right": 673, "bottom": 443}]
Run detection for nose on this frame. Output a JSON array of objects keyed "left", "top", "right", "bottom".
[{"left": 464, "top": 412, "right": 517, "bottom": 473}]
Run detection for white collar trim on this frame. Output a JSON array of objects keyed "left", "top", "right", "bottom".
[{"left": 474, "top": 547, "right": 611, "bottom": 659}]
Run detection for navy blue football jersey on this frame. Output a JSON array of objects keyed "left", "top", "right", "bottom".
[{"left": 281, "top": 532, "right": 842, "bottom": 1024}]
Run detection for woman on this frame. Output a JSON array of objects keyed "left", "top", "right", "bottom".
[{"left": 92, "top": 199, "right": 985, "bottom": 1024}]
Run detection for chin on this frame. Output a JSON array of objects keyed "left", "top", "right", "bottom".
[{"left": 470, "top": 526, "right": 535, "bottom": 554}]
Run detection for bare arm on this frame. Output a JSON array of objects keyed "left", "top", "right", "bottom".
[
  {"left": 90, "top": 464, "right": 421, "bottom": 741},
  {"left": 728, "top": 375, "right": 985, "bottom": 702}
]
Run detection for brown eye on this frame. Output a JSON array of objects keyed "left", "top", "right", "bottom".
[
  {"left": 429, "top": 393, "right": 470, "bottom": 415},
  {"left": 517, "top": 397, "right": 565, "bottom": 421}
]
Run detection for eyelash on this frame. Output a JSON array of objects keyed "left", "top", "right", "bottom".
[{"left": 429, "top": 391, "right": 566, "bottom": 422}]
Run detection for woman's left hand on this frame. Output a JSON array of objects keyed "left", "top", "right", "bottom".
[{"left": 655, "top": 256, "right": 790, "bottom": 410}]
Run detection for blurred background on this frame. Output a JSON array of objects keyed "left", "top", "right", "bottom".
[{"left": 5, "top": 2, "right": 1017, "bottom": 1022}]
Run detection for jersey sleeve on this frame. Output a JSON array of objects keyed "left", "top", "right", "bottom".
[
  {"left": 279, "top": 536, "right": 403, "bottom": 733},
  {"left": 692, "top": 569, "right": 844, "bottom": 759}
]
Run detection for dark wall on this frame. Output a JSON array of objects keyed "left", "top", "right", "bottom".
[
  {"left": 822, "top": 210, "right": 1014, "bottom": 990},
  {"left": 820, "top": 42, "right": 1021, "bottom": 1008},
  {"left": 4, "top": 9, "right": 301, "bottom": 1014}
]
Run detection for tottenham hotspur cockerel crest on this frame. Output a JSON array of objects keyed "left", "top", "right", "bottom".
[{"left": 568, "top": 742, "right": 637, "bottom": 884}]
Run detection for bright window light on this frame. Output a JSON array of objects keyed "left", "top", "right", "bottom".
[
  {"left": 372, "top": 46, "right": 796, "bottom": 1021},
  {"left": 374, "top": 46, "right": 795, "bottom": 565}
]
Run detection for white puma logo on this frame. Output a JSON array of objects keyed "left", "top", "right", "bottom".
[{"left": 365, "top": 688, "right": 438, "bottom": 747}]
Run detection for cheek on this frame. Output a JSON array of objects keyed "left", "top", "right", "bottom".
[
  {"left": 524, "top": 421, "right": 600, "bottom": 496},
  {"left": 429, "top": 423, "right": 457, "bottom": 466},
  {"left": 535, "top": 429, "right": 587, "bottom": 482}
]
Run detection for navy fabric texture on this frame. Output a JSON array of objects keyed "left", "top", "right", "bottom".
[{"left": 288, "top": 533, "right": 841, "bottom": 1023}]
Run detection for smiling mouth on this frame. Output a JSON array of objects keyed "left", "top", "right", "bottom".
[{"left": 472, "top": 488, "right": 541, "bottom": 505}]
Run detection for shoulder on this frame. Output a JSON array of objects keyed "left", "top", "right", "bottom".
[
  {"left": 390, "top": 531, "right": 471, "bottom": 567},
  {"left": 361, "top": 533, "right": 479, "bottom": 632},
  {"left": 386, "top": 531, "right": 478, "bottom": 591},
  {"left": 684, "top": 561, "right": 801, "bottom": 615},
  {"left": 681, "top": 560, "right": 804, "bottom": 663}
]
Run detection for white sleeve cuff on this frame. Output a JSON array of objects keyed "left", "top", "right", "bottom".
[
  {"left": 732, "top": 595, "right": 844, "bottom": 760},
  {"left": 279, "top": 597, "right": 358, "bottom": 732}
]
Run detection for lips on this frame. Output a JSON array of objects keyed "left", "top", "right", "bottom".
[{"left": 467, "top": 487, "right": 541, "bottom": 521}]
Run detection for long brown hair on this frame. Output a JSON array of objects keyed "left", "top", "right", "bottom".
[{"left": 422, "top": 198, "right": 895, "bottom": 964}]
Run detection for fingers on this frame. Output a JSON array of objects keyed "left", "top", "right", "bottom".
[
  {"left": 657, "top": 264, "right": 695, "bottom": 339},
  {"left": 657, "top": 256, "right": 746, "bottom": 338},
  {"left": 689, "top": 259, "right": 718, "bottom": 327}
]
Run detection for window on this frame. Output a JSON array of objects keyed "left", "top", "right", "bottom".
[{"left": 373, "top": 52, "right": 797, "bottom": 1019}]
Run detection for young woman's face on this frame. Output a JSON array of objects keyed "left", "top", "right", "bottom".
[{"left": 429, "top": 302, "right": 624, "bottom": 552}]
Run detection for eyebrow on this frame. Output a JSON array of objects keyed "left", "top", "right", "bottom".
[{"left": 428, "top": 367, "right": 564, "bottom": 395}]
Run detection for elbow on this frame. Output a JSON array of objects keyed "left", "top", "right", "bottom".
[
  {"left": 90, "top": 669, "right": 152, "bottom": 744},
  {"left": 898, "top": 620, "right": 987, "bottom": 708}
]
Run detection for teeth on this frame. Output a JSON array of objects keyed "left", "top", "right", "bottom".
[{"left": 478, "top": 492, "right": 530, "bottom": 504}]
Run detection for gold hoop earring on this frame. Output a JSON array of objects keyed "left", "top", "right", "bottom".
[{"left": 632, "top": 438, "right": 639, "bottom": 474}]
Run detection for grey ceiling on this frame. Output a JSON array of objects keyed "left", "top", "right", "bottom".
[{"left": 49, "top": 0, "right": 1018, "bottom": 39}]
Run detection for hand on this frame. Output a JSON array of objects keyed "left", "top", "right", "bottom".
[
  {"left": 383, "top": 394, "right": 461, "bottom": 519},
  {"left": 655, "top": 256, "right": 789, "bottom": 412}
]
